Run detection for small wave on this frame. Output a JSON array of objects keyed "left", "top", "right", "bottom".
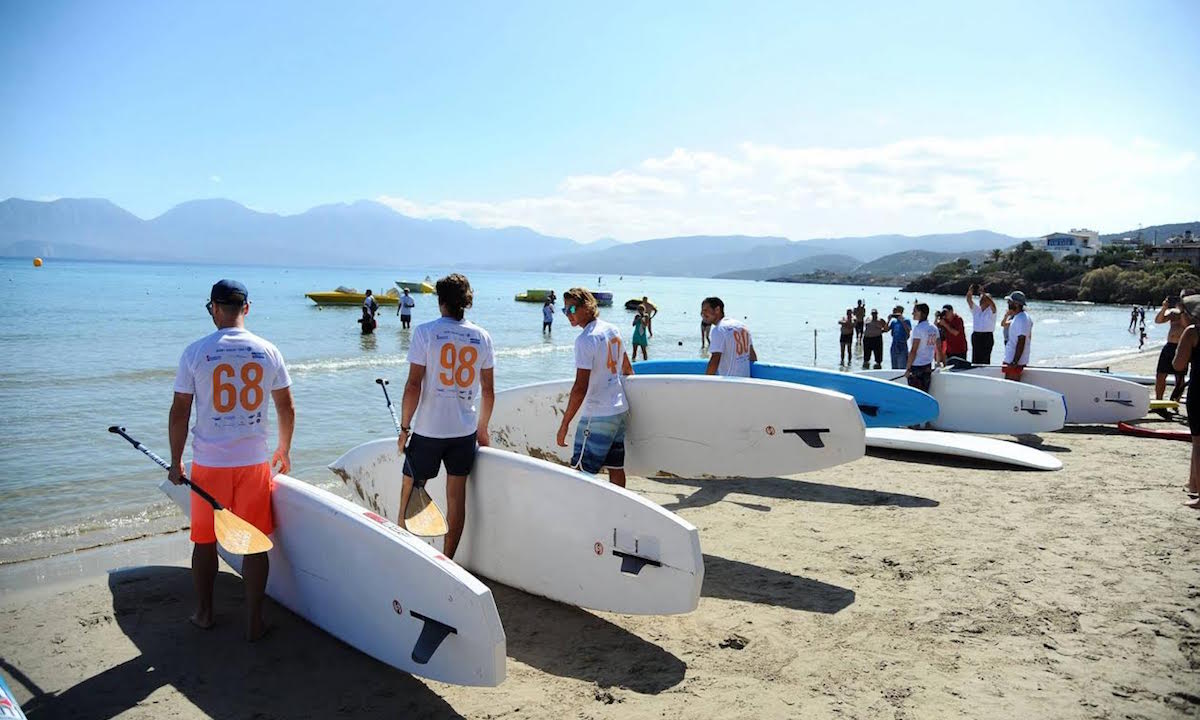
[
  {"left": 289, "top": 355, "right": 408, "bottom": 374},
  {"left": 0, "top": 500, "right": 180, "bottom": 547}
]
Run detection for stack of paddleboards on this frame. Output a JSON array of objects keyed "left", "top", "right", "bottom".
[
  {"left": 330, "top": 443, "right": 704, "bottom": 615},
  {"left": 160, "top": 475, "right": 507, "bottom": 686},
  {"left": 946, "top": 365, "right": 1149, "bottom": 425},
  {"left": 859, "top": 369, "right": 1068, "bottom": 434},
  {"left": 490, "top": 375, "right": 866, "bottom": 478}
]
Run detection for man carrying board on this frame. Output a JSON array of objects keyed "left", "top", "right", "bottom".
[
  {"left": 702, "top": 296, "right": 756, "bottom": 377},
  {"left": 169, "top": 279, "right": 295, "bottom": 641},
  {"left": 556, "top": 288, "right": 634, "bottom": 487},
  {"left": 397, "top": 274, "right": 494, "bottom": 560},
  {"left": 1002, "top": 290, "right": 1032, "bottom": 382}
]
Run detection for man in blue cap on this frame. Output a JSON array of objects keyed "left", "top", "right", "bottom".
[{"left": 168, "top": 279, "right": 296, "bottom": 640}]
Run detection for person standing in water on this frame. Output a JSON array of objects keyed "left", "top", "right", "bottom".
[
  {"left": 397, "top": 287, "right": 416, "bottom": 329},
  {"left": 853, "top": 300, "right": 866, "bottom": 343},
  {"left": 556, "top": 288, "right": 633, "bottom": 487},
  {"left": 631, "top": 305, "right": 649, "bottom": 361},
  {"left": 703, "top": 296, "right": 755, "bottom": 376},
  {"left": 887, "top": 305, "right": 912, "bottom": 370},
  {"left": 966, "top": 284, "right": 997, "bottom": 364},
  {"left": 861, "top": 309, "right": 886, "bottom": 370},
  {"left": 640, "top": 296, "right": 658, "bottom": 337},
  {"left": 169, "top": 279, "right": 295, "bottom": 641},
  {"left": 1170, "top": 294, "right": 1200, "bottom": 508},
  {"left": 396, "top": 274, "right": 494, "bottom": 559},
  {"left": 1155, "top": 295, "right": 1189, "bottom": 401},
  {"left": 542, "top": 297, "right": 554, "bottom": 334},
  {"left": 838, "top": 309, "right": 854, "bottom": 367}
]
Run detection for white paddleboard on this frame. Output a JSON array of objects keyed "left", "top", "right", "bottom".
[
  {"left": 492, "top": 375, "right": 866, "bottom": 478},
  {"left": 330, "top": 441, "right": 704, "bottom": 615},
  {"left": 865, "top": 427, "right": 1062, "bottom": 470},
  {"left": 952, "top": 366, "right": 1149, "bottom": 424},
  {"left": 160, "top": 475, "right": 506, "bottom": 687},
  {"left": 860, "top": 369, "right": 1066, "bottom": 434}
]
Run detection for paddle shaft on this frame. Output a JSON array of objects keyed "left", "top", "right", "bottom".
[
  {"left": 107, "top": 426, "right": 224, "bottom": 510},
  {"left": 376, "top": 378, "right": 405, "bottom": 436}
]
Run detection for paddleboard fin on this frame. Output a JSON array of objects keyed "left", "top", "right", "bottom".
[
  {"left": 1018, "top": 400, "right": 1047, "bottom": 415},
  {"left": 782, "top": 428, "right": 830, "bottom": 448},
  {"left": 410, "top": 610, "right": 458, "bottom": 665},
  {"left": 613, "top": 550, "right": 663, "bottom": 575},
  {"left": 857, "top": 404, "right": 880, "bottom": 417}
]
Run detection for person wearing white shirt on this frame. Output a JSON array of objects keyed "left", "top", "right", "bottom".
[
  {"left": 905, "top": 302, "right": 940, "bottom": 393},
  {"left": 542, "top": 298, "right": 554, "bottom": 334},
  {"left": 702, "top": 297, "right": 756, "bottom": 377},
  {"left": 1002, "top": 290, "right": 1033, "bottom": 382},
  {"left": 397, "top": 287, "right": 416, "bottom": 329},
  {"left": 966, "top": 284, "right": 997, "bottom": 364},
  {"left": 397, "top": 274, "right": 494, "bottom": 559},
  {"left": 170, "top": 279, "right": 295, "bottom": 640},
  {"left": 555, "top": 288, "right": 634, "bottom": 487}
]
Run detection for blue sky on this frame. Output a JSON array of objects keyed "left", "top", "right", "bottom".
[{"left": 2, "top": 0, "right": 1197, "bottom": 241}]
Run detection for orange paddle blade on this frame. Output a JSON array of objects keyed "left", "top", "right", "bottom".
[
  {"left": 213, "top": 508, "right": 274, "bottom": 554},
  {"left": 403, "top": 487, "right": 449, "bottom": 537}
]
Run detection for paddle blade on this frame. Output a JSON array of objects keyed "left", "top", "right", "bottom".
[
  {"left": 213, "top": 508, "right": 274, "bottom": 555},
  {"left": 404, "top": 488, "right": 449, "bottom": 537}
]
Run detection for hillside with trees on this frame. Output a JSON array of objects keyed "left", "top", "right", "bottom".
[{"left": 901, "top": 241, "right": 1200, "bottom": 304}]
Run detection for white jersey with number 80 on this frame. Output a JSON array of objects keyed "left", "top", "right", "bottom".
[{"left": 408, "top": 316, "right": 495, "bottom": 438}]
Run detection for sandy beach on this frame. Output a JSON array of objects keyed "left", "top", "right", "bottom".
[{"left": 2, "top": 351, "right": 1197, "bottom": 719}]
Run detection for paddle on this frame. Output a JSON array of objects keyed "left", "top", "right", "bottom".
[
  {"left": 375, "top": 379, "right": 449, "bottom": 537},
  {"left": 108, "top": 426, "right": 273, "bottom": 555}
]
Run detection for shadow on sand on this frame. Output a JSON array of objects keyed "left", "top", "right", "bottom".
[
  {"left": 28, "top": 566, "right": 464, "bottom": 720},
  {"left": 654, "top": 475, "right": 939, "bottom": 513},
  {"left": 702, "top": 554, "right": 855, "bottom": 614}
]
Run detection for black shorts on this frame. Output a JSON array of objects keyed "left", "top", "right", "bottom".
[
  {"left": 1189, "top": 390, "right": 1200, "bottom": 436},
  {"left": 403, "top": 433, "right": 477, "bottom": 482},
  {"left": 907, "top": 364, "right": 932, "bottom": 393},
  {"left": 840, "top": 334, "right": 853, "bottom": 347},
  {"left": 1158, "top": 343, "right": 1180, "bottom": 375}
]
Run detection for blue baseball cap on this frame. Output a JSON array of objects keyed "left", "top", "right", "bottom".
[{"left": 210, "top": 279, "right": 248, "bottom": 304}]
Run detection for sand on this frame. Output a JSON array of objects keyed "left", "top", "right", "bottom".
[{"left": 2, "top": 352, "right": 1197, "bottom": 719}]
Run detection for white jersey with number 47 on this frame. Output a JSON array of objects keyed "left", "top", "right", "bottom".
[
  {"left": 174, "top": 327, "right": 292, "bottom": 468},
  {"left": 709, "top": 319, "right": 753, "bottom": 377},
  {"left": 574, "top": 318, "right": 627, "bottom": 417},
  {"left": 408, "top": 316, "right": 495, "bottom": 438}
]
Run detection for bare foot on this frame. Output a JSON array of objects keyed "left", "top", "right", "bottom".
[
  {"left": 1185, "top": 497, "right": 1200, "bottom": 509},
  {"left": 189, "top": 612, "right": 214, "bottom": 630}
]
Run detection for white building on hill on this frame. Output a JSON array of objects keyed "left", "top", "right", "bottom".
[{"left": 1040, "top": 228, "right": 1102, "bottom": 258}]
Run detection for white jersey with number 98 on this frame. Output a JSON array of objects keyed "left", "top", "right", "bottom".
[{"left": 408, "top": 316, "right": 495, "bottom": 438}]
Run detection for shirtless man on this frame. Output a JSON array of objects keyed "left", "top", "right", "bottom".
[
  {"left": 640, "top": 297, "right": 658, "bottom": 337},
  {"left": 1155, "top": 295, "right": 1189, "bottom": 401}
]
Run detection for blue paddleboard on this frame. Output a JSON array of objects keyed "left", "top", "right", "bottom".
[
  {"left": 0, "top": 673, "right": 28, "bottom": 720},
  {"left": 633, "top": 359, "right": 938, "bottom": 428}
]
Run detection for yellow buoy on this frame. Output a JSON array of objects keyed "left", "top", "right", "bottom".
[{"left": 33, "top": 257, "right": 43, "bottom": 267}]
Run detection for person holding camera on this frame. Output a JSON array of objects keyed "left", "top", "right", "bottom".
[
  {"left": 1155, "top": 293, "right": 1189, "bottom": 401},
  {"left": 936, "top": 303, "right": 967, "bottom": 364},
  {"left": 965, "top": 284, "right": 997, "bottom": 364},
  {"left": 886, "top": 305, "right": 912, "bottom": 369}
]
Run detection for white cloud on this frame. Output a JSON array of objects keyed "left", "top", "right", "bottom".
[{"left": 378, "top": 135, "right": 1197, "bottom": 241}]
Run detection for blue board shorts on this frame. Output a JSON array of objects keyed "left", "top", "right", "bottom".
[{"left": 571, "top": 411, "right": 627, "bottom": 474}]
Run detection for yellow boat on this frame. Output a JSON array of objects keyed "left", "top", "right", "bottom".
[
  {"left": 396, "top": 280, "right": 435, "bottom": 294},
  {"left": 515, "top": 289, "right": 554, "bottom": 302},
  {"left": 306, "top": 288, "right": 400, "bottom": 306}
]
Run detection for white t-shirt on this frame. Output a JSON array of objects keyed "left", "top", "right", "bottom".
[
  {"left": 574, "top": 319, "right": 627, "bottom": 417},
  {"left": 709, "top": 319, "right": 753, "bottom": 377},
  {"left": 364, "top": 295, "right": 379, "bottom": 313},
  {"left": 174, "top": 327, "right": 291, "bottom": 468},
  {"left": 1004, "top": 311, "right": 1033, "bottom": 365},
  {"left": 543, "top": 304, "right": 554, "bottom": 322},
  {"left": 400, "top": 295, "right": 415, "bottom": 315},
  {"left": 407, "top": 316, "right": 495, "bottom": 438},
  {"left": 971, "top": 304, "right": 996, "bottom": 333},
  {"left": 909, "top": 320, "right": 939, "bottom": 366}
]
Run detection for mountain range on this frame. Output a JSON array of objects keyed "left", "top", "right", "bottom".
[{"left": 1, "top": 196, "right": 1024, "bottom": 276}]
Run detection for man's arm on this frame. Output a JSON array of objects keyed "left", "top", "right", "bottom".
[
  {"left": 705, "top": 353, "right": 721, "bottom": 375},
  {"left": 965, "top": 287, "right": 976, "bottom": 310},
  {"left": 1010, "top": 335, "right": 1027, "bottom": 365},
  {"left": 556, "top": 368, "right": 591, "bottom": 446},
  {"left": 749, "top": 344, "right": 758, "bottom": 363},
  {"left": 1155, "top": 302, "right": 1176, "bottom": 324},
  {"left": 399, "top": 363, "right": 425, "bottom": 450},
  {"left": 1173, "top": 327, "right": 1195, "bottom": 373},
  {"left": 477, "top": 368, "right": 494, "bottom": 446},
  {"left": 622, "top": 352, "right": 634, "bottom": 376},
  {"left": 271, "top": 386, "right": 295, "bottom": 474},
  {"left": 168, "top": 392, "right": 193, "bottom": 485},
  {"left": 905, "top": 340, "right": 920, "bottom": 374}
]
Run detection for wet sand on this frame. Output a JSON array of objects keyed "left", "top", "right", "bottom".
[{"left": 2, "top": 351, "right": 1197, "bottom": 719}]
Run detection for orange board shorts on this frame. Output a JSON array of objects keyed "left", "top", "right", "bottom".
[
  {"left": 189, "top": 462, "right": 275, "bottom": 544},
  {"left": 1002, "top": 363, "right": 1025, "bottom": 381}
]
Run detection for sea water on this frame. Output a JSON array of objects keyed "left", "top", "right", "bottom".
[{"left": 0, "top": 258, "right": 1152, "bottom": 563}]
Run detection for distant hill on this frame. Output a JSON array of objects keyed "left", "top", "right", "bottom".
[
  {"left": 854, "top": 249, "right": 993, "bottom": 277},
  {"left": 522, "top": 229, "right": 1024, "bottom": 277},
  {"left": 716, "top": 254, "right": 862, "bottom": 280},
  {"left": 1099, "top": 221, "right": 1200, "bottom": 244},
  {"left": 0, "top": 197, "right": 584, "bottom": 267}
]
